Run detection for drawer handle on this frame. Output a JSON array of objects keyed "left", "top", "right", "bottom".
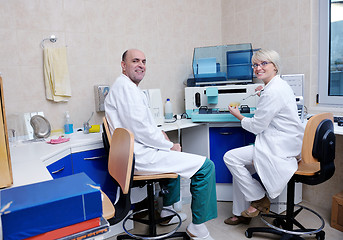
[
  {"left": 84, "top": 156, "right": 106, "bottom": 160},
  {"left": 51, "top": 166, "right": 65, "bottom": 174},
  {"left": 219, "top": 132, "right": 233, "bottom": 135}
]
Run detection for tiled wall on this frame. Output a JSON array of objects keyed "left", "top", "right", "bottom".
[
  {"left": 222, "top": 0, "right": 315, "bottom": 108},
  {"left": 0, "top": 0, "right": 222, "bottom": 132}
]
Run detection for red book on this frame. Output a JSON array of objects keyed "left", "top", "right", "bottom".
[{"left": 25, "top": 217, "right": 101, "bottom": 240}]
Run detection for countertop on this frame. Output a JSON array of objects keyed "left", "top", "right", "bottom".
[
  {"left": 9, "top": 131, "right": 103, "bottom": 188},
  {"left": 7, "top": 119, "right": 200, "bottom": 189}
]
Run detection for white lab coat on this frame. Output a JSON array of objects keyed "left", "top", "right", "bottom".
[
  {"left": 104, "top": 74, "right": 205, "bottom": 179},
  {"left": 241, "top": 75, "right": 304, "bottom": 199}
]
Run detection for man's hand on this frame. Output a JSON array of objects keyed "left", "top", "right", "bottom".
[{"left": 171, "top": 143, "right": 181, "bottom": 152}]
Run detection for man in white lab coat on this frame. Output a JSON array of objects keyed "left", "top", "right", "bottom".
[
  {"left": 105, "top": 49, "right": 217, "bottom": 240},
  {"left": 223, "top": 49, "right": 305, "bottom": 226}
]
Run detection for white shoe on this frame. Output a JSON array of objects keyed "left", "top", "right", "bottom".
[
  {"left": 160, "top": 212, "right": 187, "bottom": 226},
  {"left": 186, "top": 228, "right": 214, "bottom": 240}
]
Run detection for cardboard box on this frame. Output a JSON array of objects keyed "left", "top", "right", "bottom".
[
  {"left": 0, "top": 173, "right": 102, "bottom": 240},
  {"left": 331, "top": 191, "right": 343, "bottom": 232}
]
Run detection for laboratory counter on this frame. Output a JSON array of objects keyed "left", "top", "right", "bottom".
[
  {"left": 8, "top": 118, "right": 342, "bottom": 190},
  {"left": 8, "top": 119, "right": 199, "bottom": 188}
]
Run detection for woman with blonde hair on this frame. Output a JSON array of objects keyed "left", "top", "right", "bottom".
[{"left": 223, "top": 49, "right": 304, "bottom": 225}]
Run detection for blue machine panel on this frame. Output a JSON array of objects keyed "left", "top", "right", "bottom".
[{"left": 227, "top": 49, "right": 253, "bottom": 80}]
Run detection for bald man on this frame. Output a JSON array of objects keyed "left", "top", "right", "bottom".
[{"left": 105, "top": 49, "right": 217, "bottom": 240}]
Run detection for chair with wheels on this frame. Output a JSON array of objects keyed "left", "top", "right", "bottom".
[
  {"left": 245, "top": 113, "right": 336, "bottom": 240},
  {"left": 102, "top": 117, "right": 190, "bottom": 240},
  {"left": 101, "top": 127, "right": 135, "bottom": 227}
]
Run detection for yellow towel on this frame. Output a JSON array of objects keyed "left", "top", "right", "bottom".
[{"left": 43, "top": 47, "right": 72, "bottom": 102}]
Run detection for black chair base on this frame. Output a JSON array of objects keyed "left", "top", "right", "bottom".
[
  {"left": 245, "top": 227, "right": 325, "bottom": 240},
  {"left": 117, "top": 180, "right": 189, "bottom": 240},
  {"left": 245, "top": 179, "right": 326, "bottom": 240},
  {"left": 117, "top": 231, "right": 190, "bottom": 240}
]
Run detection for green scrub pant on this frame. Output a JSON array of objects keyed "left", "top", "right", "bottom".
[{"left": 163, "top": 158, "right": 218, "bottom": 224}]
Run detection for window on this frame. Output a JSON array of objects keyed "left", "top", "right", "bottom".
[{"left": 318, "top": 0, "right": 343, "bottom": 105}]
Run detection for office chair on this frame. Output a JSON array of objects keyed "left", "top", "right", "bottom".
[
  {"left": 101, "top": 127, "right": 135, "bottom": 227},
  {"left": 245, "top": 113, "right": 336, "bottom": 240},
  {"left": 102, "top": 117, "right": 190, "bottom": 240}
]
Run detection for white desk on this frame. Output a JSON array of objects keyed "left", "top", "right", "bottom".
[{"left": 334, "top": 122, "right": 343, "bottom": 135}]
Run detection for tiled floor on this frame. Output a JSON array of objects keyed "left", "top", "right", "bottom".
[{"left": 110, "top": 201, "right": 343, "bottom": 240}]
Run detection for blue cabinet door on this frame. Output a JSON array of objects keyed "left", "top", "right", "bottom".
[
  {"left": 47, "top": 155, "right": 73, "bottom": 179},
  {"left": 209, "top": 127, "right": 255, "bottom": 183},
  {"left": 72, "top": 148, "right": 117, "bottom": 202}
]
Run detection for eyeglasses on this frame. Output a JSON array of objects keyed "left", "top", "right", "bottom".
[{"left": 251, "top": 61, "right": 272, "bottom": 69}]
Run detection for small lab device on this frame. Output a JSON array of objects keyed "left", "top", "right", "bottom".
[
  {"left": 185, "top": 84, "right": 263, "bottom": 122},
  {"left": 281, "top": 74, "right": 305, "bottom": 122},
  {"left": 94, "top": 85, "right": 110, "bottom": 112},
  {"left": 143, "top": 89, "right": 164, "bottom": 126}
]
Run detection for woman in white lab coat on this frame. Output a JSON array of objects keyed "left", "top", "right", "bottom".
[
  {"left": 105, "top": 49, "right": 217, "bottom": 240},
  {"left": 223, "top": 49, "right": 304, "bottom": 225}
]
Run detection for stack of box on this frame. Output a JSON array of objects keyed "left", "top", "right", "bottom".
[
  {"left": 0, "top": 173, "right": 106, "bottom": 240},
  {"left": 331, "top": 191, "right": 343, "bottom": 232}
]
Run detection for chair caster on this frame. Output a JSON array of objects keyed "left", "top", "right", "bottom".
[
  {"left": 272, "top": 218, "right": 282, "bottom": 228},
  {"left": 245, "top": 229, "right": 253, "bottom": 238},
  {"left": 316, "top": 231, "right": 325, "bottom": 240}
]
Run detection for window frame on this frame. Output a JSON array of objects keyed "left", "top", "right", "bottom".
[{"left": 318, "top": 0, "right": 343, "bottom": 105}]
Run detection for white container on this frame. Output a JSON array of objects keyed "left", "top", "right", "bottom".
[{"left": 164, "top": 98, "right": 173, "bottom": 120}]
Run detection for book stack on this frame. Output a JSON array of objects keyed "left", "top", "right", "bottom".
[
  {"left": 26, "top": 217, "right": 109, "bottom": 240},
  {"left": 1, "top": 173, "right": 105, "bottom": 240}
]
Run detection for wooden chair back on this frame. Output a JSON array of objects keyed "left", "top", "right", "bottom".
[
  {"left": 103, "top": 116, "right": 112, "bottom": 143},
  {"left": 298, "top": 113, "right": 334, "bottom": 175},
  {"left": 301, "top": 113, "right": 333, "bottom": 163},
  {"left": 103, "top": 117, "right": 178, "bottom": 182},
  {"left": 108, "top": 127, "right": 134, "bottom": 195}
]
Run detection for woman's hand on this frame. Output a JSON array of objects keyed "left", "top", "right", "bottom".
[
  {"left": 228, "top": 106, "right": 245, "bottom": 121},
  {"left": 255, "top": 85, "right": 264, "bottom": 97}
]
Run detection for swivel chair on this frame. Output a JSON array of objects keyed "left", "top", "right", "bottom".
[
  {"left": 102, "top": 127, "right": 135, "bottom": 227},
  {"left": 245, "top": 113, "right": 336, "bottom": 240},
  {"left": 102, "top": 117, "right": 190, "bottom": 240}
]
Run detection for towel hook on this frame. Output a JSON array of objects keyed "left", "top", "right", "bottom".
[{"left": 41, "top": 35, "right": 57, "bottom": 49}]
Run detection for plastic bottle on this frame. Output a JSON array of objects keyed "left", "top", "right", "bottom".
[
  {"left": 64, "top": 111, "right": 74, "bottom": 134},
  {"left": 164, "top": 98, "right": 173, "bottom": 120}
]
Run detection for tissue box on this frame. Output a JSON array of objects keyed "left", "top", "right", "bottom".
[{"left": 0, "top": 173, "right": 102, "bottom": 240}]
